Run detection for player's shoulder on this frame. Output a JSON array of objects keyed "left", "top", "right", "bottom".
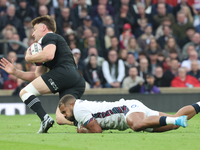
[{"left": 43, "top": 32, "right": 59, "bottom": 39}]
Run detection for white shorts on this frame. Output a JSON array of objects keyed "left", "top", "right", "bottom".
[{"left": 124, "top": 100, "right": 159, "bottom": 119}]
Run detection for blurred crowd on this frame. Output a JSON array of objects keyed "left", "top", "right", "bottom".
[{"left": 1, "top": 0, "right": 200, "bottom": 95}]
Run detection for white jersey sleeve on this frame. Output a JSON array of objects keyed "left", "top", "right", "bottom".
[{"left": 73, "top": 100, "right": 94, "bottom": 126}]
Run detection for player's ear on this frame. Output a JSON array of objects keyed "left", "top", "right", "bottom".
[{"left": 42, "top": 24, "right": 47, "bottom": 31}]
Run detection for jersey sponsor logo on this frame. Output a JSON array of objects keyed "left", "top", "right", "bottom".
[
  {"left": 131, "top": 104, "right": 138, "bottom": 108},
  {"left": 48, "top": 78, "right": 59, "bottom": 91}
]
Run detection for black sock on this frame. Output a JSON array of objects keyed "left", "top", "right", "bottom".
[
  {"left": 192, "top": 103, "right": 200, "bottom": 114},
  {"left": 159, "top": 116, "right": 167, "bottom": 126},
  {"left": 24, "top": 95, "right": 47, "bottom": 121}
]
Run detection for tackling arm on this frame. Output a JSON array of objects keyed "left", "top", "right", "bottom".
[{"left": 77, "top": 120, "right": 102, "bottom": 133}]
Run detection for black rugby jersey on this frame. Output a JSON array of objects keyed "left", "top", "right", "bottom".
[{"left": 41, "top": 33, "right": 76, "bottom": 70}]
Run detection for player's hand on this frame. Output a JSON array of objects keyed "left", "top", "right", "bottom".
[{"left": 0, "top": 58, "right": 16, "bottom": 74}]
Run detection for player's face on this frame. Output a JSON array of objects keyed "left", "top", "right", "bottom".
[
  {"left": 59, "top": 104, "right": 75, "bottom": 121},
  {"left": 32, "top": 23, "right": 44, "bottom": 42}
]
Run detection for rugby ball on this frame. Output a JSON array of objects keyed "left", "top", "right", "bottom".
[{"left": 29, "top": 43, "right": 44, "bottom": 66}]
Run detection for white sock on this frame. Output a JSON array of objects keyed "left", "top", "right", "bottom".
[
  {"left": 166, "top": 117, "right": 178, "bottom": 125},
  {"left": 196, "top": 102, "right": 200, "bottom": 107}
]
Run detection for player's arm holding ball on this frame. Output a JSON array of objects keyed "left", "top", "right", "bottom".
[{"left": 25, "top": 44, "right": 56, "bottom": 63}]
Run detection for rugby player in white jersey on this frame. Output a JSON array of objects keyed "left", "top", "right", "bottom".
[{"left": 58, "top": 94, "right": 200, "bottom": 133}]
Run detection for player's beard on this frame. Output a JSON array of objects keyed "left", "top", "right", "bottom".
[{"left": 65, "top": 116, "right": 75, "bottom": 122}]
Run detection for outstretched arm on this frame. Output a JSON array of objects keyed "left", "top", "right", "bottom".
[{"left": 0, "top": 58, "right": 48, "bottom": 82}]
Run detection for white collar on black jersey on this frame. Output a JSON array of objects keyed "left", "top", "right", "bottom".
[{"left": 38, "top": 31, "right": 53, "bottom": 44}]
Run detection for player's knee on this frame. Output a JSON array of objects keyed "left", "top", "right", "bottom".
[{"left": 19, "top": 88, "right": 26, "bottom": 98}]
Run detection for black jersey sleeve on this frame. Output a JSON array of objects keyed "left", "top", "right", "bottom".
[{"left": 41, "top": 33, "right": 57, "bottom": 47}]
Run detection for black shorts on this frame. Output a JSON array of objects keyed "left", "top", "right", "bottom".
[{"left": 41, "top": 66, "right": 85, "bottom": 99}]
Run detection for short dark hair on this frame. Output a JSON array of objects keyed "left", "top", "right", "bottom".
[
  {"left": 58, "top": 94, "right": 76, "bottom": 108},
  {"left": 31, "top": 15, "right": 56, "bottom": 33}
]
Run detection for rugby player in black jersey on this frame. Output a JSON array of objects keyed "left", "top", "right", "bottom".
[{"left": 0, "top": 15, "right": 85, "bottom": 133}]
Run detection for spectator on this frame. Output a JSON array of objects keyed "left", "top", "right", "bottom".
[
  {"left": 124, "top": 52, "right": 139, "bottom": 77},
  {"left": 122, "top": 66, "right": 144, "bottom": 89},
  {"left": 113, "top": 0, "right": 133, "bottom": 14},
  {"left": 188, "top": 60, "right": 200, "bottom": 81},
  {"left": 8, "top": 33, "right": 26, "bottom": 62},
  {"left": 148, "top": 51, "right": 163, "bottom": 75},
  {"left": 114, "top": 4, "right": 134, "bottom": 34},
  {"left": 182, "top": 33, "right": 200, "bottom": 59},
  {"left": 126, "top": 37, "right": 141, "bottom": 60},
  {"left": 56, "top": 7, "right": 76, "bottom": 36},
  {"left": 145, "top": 38, "right": 162, "bottom": 57},
  {"left": 54, "top": 0, "right": 68, "bottom": 19},
  {"left": 181, "top": 50, "right": 200, "bottom": 72},
  {"left": 1, "top": 23, "right": 17, "bottom": 39},
  {"left": 69, "top": 40, "right": 77, "bottom": 50},
  {"left": 118, "top": 48, "right": 128, "bottom": 62},
  {"left": 168, "top": 49, "right": 180, "bottom": 61},
  {"left": 157, "top": 25, "right": 178, "bottom": 49},
  {"left": 76, "top": 15, "right": 99, "bottom": 40},
  {"left": 0, "top": 0, "right": 8, "bottom": 17},
  {"left": 194, "top": 10, "right": 200, "bottom": 33},
  {"left": 151, "top": 0, "right": 173, "bottom": 16},
  {"left": 134, "top": 3, "right": 155, "bottom": 30},
  {"left": 92, "top": 0, "right": 114, "bottom": 18},
  {"left": 155, "top": 17, "right": 172, "bottom": 39},
  {"left": 171, "top": 67, "right": 200, "bottom": 87},
  {"left": 181, "top": 5, "right": 194, "bottom": 24},
  {"left": 99, "top": 15, "right": 120, "bottom": 39},
  {"left": 173, "top": 0, "right": 194, "bottom": 17},
  {"left": 153, "top": 3, "right": 175, "bottom": 29},
  {"left": 137, "top": 57, "right": 151, "bottom": 80},
  {"left": 78, "top": 28, "right": 92, "bottom": 50},
  {"left": 38, "top": 5, "right": 48, "bottom": 17},
  {"left": 72, "top": 48, "right": 85, "bottom": 75},
  {"left": 83, "top": 55, "right": 104, "bottom": 88},
  {"left": 23, "top": 17, "right": 32, "bottom": 42},
  {"left": 106, "top": 36, "right": 120, "bottom": 56},
  {"left": 102, "top": 50, "right": 125, "bottom": 88},
  {"left": 64, "top": 28, "right": 77, "bottom": 45},
  {"left": 35, "top": 0, "right": 55, "bottom": 18},
  {"left": 134, "top": 18, "right": 148, "bottom": 39},
  {"left": 157, "top": 51, "right": 165, "bottom": 63},
  {"left": 137, "top": 51, "right": 147, "bottom": 63},
  {"left": 119, "top": 23, "right": 134, "bottom": 47},
  {"left": 137, "top": 23, "right": 154, "bottom": 51},
  {"left": 0, "top": 70, "right": 4, "bottom": 89},
  {"left": 0, "top": 4, "right": 26, "bottom": 40},
  {"left": 93, "top": 4, "right": 107, "bottom": 30},
  {"left": 16, "top": 0, "right": 35, "bottom": 22},
  {"left": 162, "top": 56, "right": 171, "bottom": 72},
  {"left": 179, "top": 26, "right": 196, "bottom": 49},
  {"left": 3, "top": 74, "right": 18, "bottom": 89},
  {"left": 73, "top": 0, "right": 92, "bottom": 22},
  {"left": 81, "top": 36, "right": 102, "bottom": 59},
  {"left": 104, "top": 27, "right": 115, "bottom": 49},
  {"left": 172, "top": 11, "right": 194, "bottom": 41},
  {"left": 154, "top": 66, "right": 169, "bottom": 87},
  {"left": 129, "top": 73, "right": 160, "bottom": 94},
  {"left": 84, "top": 47, "right": 105, "bottom": 66},
  {"left": 163, "top": 59, "right": 180, "bottom": 86},
  {"left": 163, "top": 37, "right": 182, "bottom": 61}
]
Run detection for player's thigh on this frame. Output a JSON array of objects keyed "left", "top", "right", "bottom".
[{"left": 20, "top": 76, "right": 51, "bottom": 96}]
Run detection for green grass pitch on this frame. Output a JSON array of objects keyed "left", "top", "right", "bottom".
[{"left": 0, "top": 114, "right": 200, "bottom": 150}]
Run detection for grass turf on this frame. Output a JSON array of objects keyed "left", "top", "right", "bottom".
[{"left": 0, "top": 114, "right": 200, "bottom": 150}]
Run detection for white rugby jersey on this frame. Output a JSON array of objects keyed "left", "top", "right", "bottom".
[{"left": 73, "top": 99, "right": 130, "bottom": 131}]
